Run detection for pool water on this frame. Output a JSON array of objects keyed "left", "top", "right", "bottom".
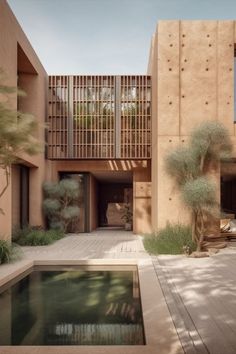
[{"left": 0, "top": 266, "right": 145, "bottom": 345}]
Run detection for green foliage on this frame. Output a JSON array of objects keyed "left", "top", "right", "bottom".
[
  {"left": 43, "top": 179, "right": 80, "bottom": 232},
  {"left": 182, "top": 177, "right": 216, "bottom": 210},
  {"left": 43, "top": 181, "right": 61, "bottom": 198},
  {"left": 165, "top": 121, "right": 232, "bottom": 251},
  {"left": 0, "top": 239, "right": 21, "bottom": 264},
  {"left": 43, "top": 199, "right": 61, "bottom": 216},
  {"left": 12, "top": 226, "right": 30, "bottom": 242},
  {"left": 74, "top": 101, "right": 113, "bottom": 129},
  {"left": 0, "top": 70, "right": 42, "bottom": 209},
  {"left": 143, "top": 223, "right": 196, "bottom": 255},
  {"left": 191, "top": 121, "right": 232, "bottom": 163},
  {"left": 121, "top": 203, "right": 133, "bottom": 223},
  {"left": 59, "top": 179, "right": 80, "bottom": 199},
  {"left": 165, "top": 147, "right": 199, "bottom": 186},
  {"left": 0, "top": 240, "right": 12, "bottom": 263},
  {"left": 61, "top": 206, "right": 80, "bottom": 220},
  {"left": 14, "top": 226, "right": 64, "bottom": 246},
  {"left": 49, "top": 221, "right": 64, "bottom": 231}
]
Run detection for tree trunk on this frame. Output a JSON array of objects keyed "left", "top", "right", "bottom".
[
  {"left": 192, "top": 209, "right": 206, "bottom": 252},
  {"left": 195, "top": 209, "right": 206, "bottom": 252},
  {"left": 191, "top": 210, "right": 199, "bottom": 244}
]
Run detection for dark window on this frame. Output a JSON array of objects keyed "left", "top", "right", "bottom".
[{"left": 20, "top": 165, "right": 29, "bottom": 228}]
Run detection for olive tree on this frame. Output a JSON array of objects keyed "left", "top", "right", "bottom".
[
  {"left": 43, "top": 179, "right": 80, "bottom": 233},
  {"left": 165, "top": 121, "right": 232, "bottom": 252},
  {"left": 0, "top": 70, "right": 41, "bottom": 213}
]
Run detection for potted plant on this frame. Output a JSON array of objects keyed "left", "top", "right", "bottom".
[{"left": 121, "top": 203, "right": 133, "bottom": 231}]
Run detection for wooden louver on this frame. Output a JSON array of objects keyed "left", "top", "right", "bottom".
[{"left": 47, "top": 75, "right": 151, "bottom": 159}]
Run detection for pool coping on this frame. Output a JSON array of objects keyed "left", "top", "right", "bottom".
[{"left": 0, "top": 259, "right": 183, "bottom": 354}]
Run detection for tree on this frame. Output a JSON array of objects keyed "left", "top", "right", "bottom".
[
  {"left": 43, "top": 179, "right": 80, "bottom": 232},
  {"left": 165, "top": 121, "right": 232, "bottom": 252},
  {"left": 0, "top": 70, "right": 41, "bottom": 213}
]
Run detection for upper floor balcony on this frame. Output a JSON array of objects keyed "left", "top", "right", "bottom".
[{"left": 47, "top": 75, "right": 151, "bottom": 159}]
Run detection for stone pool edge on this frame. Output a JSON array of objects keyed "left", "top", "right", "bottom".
[{"left": 0, "top": 259, "right": 183, "bottom": 354}]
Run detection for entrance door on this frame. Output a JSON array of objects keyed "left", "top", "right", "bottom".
[{"left": 98, "top": 183, "right": 132, "bottom": 228}]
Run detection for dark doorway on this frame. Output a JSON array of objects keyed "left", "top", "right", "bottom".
[
  {"left": 221, "top": 176, "right": 236, "bottom": 217},
  {"left": 98, "top": 183, "right": 132, "bottom": 227},
  {"left": 12, "top": 164, "right": 29, "bottom": 230}
]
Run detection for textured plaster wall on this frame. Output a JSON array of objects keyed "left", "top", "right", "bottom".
[
  {"left": 133, "top": 165, "right": 152, "bottom": 234},
  {"left": 0, "top": 0, "right": 47, "bottom": 238},
  {"left": 150, "top": 20, "right": 236, "bottom": 231}
]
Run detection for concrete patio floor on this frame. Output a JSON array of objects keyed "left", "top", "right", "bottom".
[
  {"left": 155, "top": 244, "right": 236, "bottom": 354},
  {"left": 0, "top": 230, "right": 236, "bottom": 354}
]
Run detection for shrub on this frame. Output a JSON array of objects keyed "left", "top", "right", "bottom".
[
  {"left": 0, "top": 240, "right": 12, "bottom": 263},
  {"left": 14, "top": 226, "right": 64, "bottom": 246},
  {"left": 12, "top": 225, "right": 41, "bottom": 242},
  {"left": 143, "top": 223, "right": 196, "bottom": 255},
  {"left": 45, "top": 229, "right": 64, "bottom": 241},
  {"left": 43, "top": 179, "right": 80, "bottom": 232},
  {"left": 0, "top": 240, "right": 21, "bottom": 264}
]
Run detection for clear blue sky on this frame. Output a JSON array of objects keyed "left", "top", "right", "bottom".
[{"left": 7, "top": 0, "right": 236, "bottom": 75}]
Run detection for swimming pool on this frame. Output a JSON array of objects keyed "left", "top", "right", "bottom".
[{"left": 0, "top": 265, "right": 145, "bottom": 346}]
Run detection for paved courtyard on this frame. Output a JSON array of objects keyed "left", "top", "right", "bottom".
[
  {"left": 0, "top": 230, "right": 236, "bottom": 353},
  {"left": 23, "top": 229, "right": 149, "bottom": 260},
  {"left": 154, "top": 244, "right": 236, "bottom": 354}
]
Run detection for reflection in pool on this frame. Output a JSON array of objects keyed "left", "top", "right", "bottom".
[{"left": 0, "top": 266, "right": 145, "bottom": 345}]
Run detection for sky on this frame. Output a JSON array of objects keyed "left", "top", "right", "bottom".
[{"left": 7, "top": 0, "right": 236, "bottom": 75}]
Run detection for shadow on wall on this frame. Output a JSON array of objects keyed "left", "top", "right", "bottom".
[
  {"left": 135, "top": 195, "right": 151, "bottom": 234},
  {"left": 108, "top": 160, "right": 148, "bottom": 171}
]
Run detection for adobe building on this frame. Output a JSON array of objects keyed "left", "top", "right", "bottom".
[{"left": 0, "top": 0, "right": 236, "bottom": 239}]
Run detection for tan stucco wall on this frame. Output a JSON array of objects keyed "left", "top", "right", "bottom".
[
  {"left": 150, "top": 20, "right": 236, "bottom": 231},
  {"left": 0, "top": 0, "right": 47, "bottom": 238},
  {"left": 133, "top": 164, "right": 152, "bottom": 234}
]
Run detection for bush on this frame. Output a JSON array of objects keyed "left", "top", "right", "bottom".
[
  {"left": 0, "top": 240, "right": 12, "bottom": 263},
  {"left": 143, "top": 223, "right": 196, "bottom": 255},
  {"left": 43, "top": 179, "right": 80, "bottom": 232},
  {"left": 12, "top": 226, "right": 38, "bottom": 242},
  {"left": 0, "top": 240, "right": 21, "bottom": 264},
  {"left": 13, "top": 226, "right": 64, "bottom": 246}
]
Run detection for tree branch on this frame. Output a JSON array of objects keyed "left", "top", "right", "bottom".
[{"left": 0, "top": 166, "right": 10, "bottom": 200}]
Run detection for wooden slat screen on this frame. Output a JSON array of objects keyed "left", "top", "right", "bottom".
[
  {"left": 48, "top": 76, "right": 68, "bottom": 158},
  {"left": 47, "top": 75, "right": 151, "bottom": 159},
  {"left": 73, "top": 76, "right": 115, "bottom": 158},
  {"left": 120, "top": 76, "right": 151, "bottom": 158}
]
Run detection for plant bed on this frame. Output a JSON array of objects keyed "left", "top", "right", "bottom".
[
  {"left": 143, "top": 223, "right": 196, "bottom": 255},
  {"left": 13, "top": 227, "right": 64, "bottom": 246},
  {"left": 0, "top": 240, "right": 21, "bottom": 264}
]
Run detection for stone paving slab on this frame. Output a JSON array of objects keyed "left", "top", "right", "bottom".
[
  {"left": 156, "top": 246, "right": 236, "bottom": 354},
  {"left": 22, "top": 231, "right": 149, "bottom": 260}
]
